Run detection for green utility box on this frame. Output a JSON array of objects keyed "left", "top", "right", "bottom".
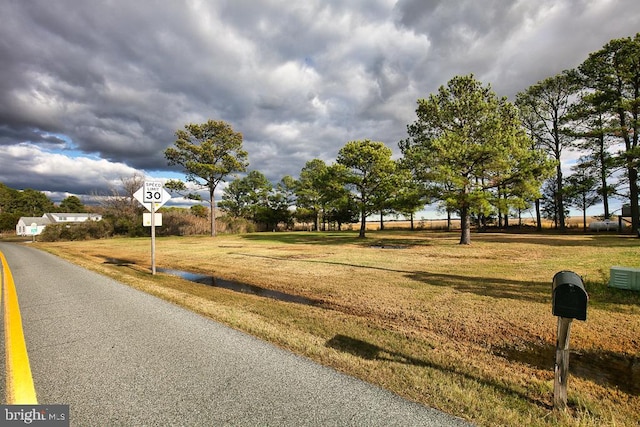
[{"left": 609, "top": 266, "right": 640, "bottom": 291}]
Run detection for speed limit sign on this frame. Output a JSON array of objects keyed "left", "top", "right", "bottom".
[
  {"left": 143, "top": 181, "right": 164, "bottom": 203},
  {"left": 134, "top": 184, "right": 171, "bottom": 212}
]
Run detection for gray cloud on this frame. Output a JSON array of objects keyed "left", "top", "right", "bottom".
[
  {"left": 0, "top": 143, "right": 138, "bottom": 196},
  {"left": 0, "top": 0, "right": 639, "bottom": 202}
]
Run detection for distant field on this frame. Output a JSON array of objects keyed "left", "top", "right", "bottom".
[
  {"left": 36, "top": 230, "right": 639, "bottom": 427},
  {"left": 307, "top": 215, "right": 627, "bottom": 232}
]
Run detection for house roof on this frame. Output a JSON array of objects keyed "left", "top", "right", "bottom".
[
  {"left": 17, "top": 213, "right": 102, "bottom": 227},
  {"left": 18, "top": 217, "right": 51, "bottom": 226},
  {"left": 45, "top": 212, "right": 101, "bottom": 218}
]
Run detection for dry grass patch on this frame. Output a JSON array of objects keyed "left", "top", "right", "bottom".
[{"left": 36, "top": 231, "right": 640, "bottom": 426}]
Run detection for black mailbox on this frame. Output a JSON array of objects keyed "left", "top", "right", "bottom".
[{"left": 552, "top": 271, "right": 588, "bottom": 321}]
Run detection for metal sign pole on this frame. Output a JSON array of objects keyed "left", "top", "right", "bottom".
[{"left": 151, "top": 202, "right": 156, "bottom": 275}]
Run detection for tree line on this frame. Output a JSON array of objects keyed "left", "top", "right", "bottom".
[
  {"left": 164, "top": 34, "right": 640, "bottom": 244},
  {"left": 0, "top": 184, "right": 86, "bottom": 230},
  {"left": 0, "top": 175, "right": 214, "bottom": 239},
  {"left": 2, "top": 34, "right": 637, "bottom": 244}
]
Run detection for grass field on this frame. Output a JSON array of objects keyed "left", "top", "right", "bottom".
[{"left": 33, "top": 230, "right": 639, "bottom": 426}]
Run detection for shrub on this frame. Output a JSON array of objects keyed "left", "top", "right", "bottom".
[
  {"left": 39, "top": 221, "right": 113, "bottom": 241},
  {"left": 217, "top": 215, "right": 256, "bottom": 234},
  {"left": 157, "top": 210, "right": 210, "bottom": 236}
]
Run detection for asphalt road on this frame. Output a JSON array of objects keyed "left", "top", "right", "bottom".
[{"left": 0, "top": 242, "right": 473, "bottom": 426}]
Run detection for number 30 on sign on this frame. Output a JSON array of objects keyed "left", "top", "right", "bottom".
[{"left": 143, "top": 181, "right": 164, "bottom": 203}]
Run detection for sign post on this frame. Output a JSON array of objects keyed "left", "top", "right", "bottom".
[
  {"left": 143, "top": 182, "right": 162, "bottom": 275},
  {"left": 134, "top": 181, "right": 171, "bottom": 275},
  {"left": 151, "top": 200, "right": 156, "bottom": 274},
  {"left": 554, "top": 317, "right": 572, "bottom": 409}
]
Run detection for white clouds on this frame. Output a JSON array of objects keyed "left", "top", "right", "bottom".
[
  {"left": 264, "top": 123, "right": 301, "bottom": 142},
  {"left": 258, "top": 60, "right": 323, "bottom": 117},
  {"left": 0, "top": 144, "right": 139, "bottom": 195}
]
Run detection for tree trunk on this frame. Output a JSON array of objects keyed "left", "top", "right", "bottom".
[
  {"left": 379, "top": 212, "right": 384, "bottom": 230},
  {"left": 359, "top": 208, "right": 366, "bottom": 238},
  {"left": 410, "top": 212, "right": 414, "bottom": 231},
  {"left": 626, "top": 69, "right": 639, "bottom": 237},
  {"left": 620, "top": 106, "right": 639, "bottom": 236},
  {"left": 601, "top": 180, "right": 610, "bottom": 219},
  {"left": 535, "top": 199, "right": 542, "bottom": 232},
  {"left": 518, "top": 208, "right": 523, "bottom": 227},
  {"left": 556, "top": 164, "right": 566, "bottom": 231},
  {"left": 554, "top": 121, "right": 566, "bottom": 231},
  {"left": 209, "top": 189, "right": 216, "bottom": 237},
  {"left": 599, "top": 135, "right": 611, "bottom": 219},
  {"left": 459, "top": 206, "right": 471, "bottom": 245},
  {"left": 629, "top": 166, "right": 639, "bottom": 237}
]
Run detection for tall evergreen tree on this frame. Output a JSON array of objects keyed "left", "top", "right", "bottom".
[
  {"left": 59, "top": 195, "right": 86, "bottom": 213},
  {"left": 578, "top": 34, "right": 640, "bottom": 236},
  {"left": 295, "top": 159, "right": 329, "bottom": 231},
  {"left": 165, "top": 120, "right": 248, "bottom": 237},
  {"left": 516, "top": 71, "right": 581, "bottom": 231},
  {"left": 219, "top": 170, "right": 272, "bottom": 220},
  {"left": 566, "top": 90, "right": 618, "bottom": 219},
  {"left": 336, "top": 140, "right": 396, "bottom": 238},
  {"left": 402, "top": 75, "right": 552, "bottom": 244},
  {"left": 565, "top": 162, "right": 601, "bottom": 232},
  {"left": 11, "top": 189, "right": 55, "bottom": 217}
]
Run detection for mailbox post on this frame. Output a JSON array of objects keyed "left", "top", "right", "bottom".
[{"left": 551, "top": 271, "right": 588, "bottom": 410}]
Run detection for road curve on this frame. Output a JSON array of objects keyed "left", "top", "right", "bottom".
[{"left": 0, "top": 242, "right": 472, "bottom": 426}]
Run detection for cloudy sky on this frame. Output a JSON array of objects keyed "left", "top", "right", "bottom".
[{"left": 1, "top": 0, "right": 639, "bottom": 209}]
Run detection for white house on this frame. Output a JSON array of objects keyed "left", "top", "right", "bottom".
[
  {"left": 16, "top": 213, "right": 103, "bottom": 236},
  {"left": 16, "top": 217, "right": 51, "bottom": 236}
]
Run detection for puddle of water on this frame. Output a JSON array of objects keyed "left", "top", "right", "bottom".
[
  {"left": 157, "top": 268, "right": 321, "bottom": 307},
  {"left": 103, "top": 257, "right": 135, "bottom": 266},
  {"left": 494, "top": 345, "right": 639, "bottom": 395}
]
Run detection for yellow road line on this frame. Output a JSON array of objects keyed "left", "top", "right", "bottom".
[{"left": 0, "top": 251, "right": 38, "bottom": 404}]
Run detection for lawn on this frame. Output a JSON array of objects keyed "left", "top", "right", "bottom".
[{"left": 35, "top": 231, "right": 640, "bottom": 426}]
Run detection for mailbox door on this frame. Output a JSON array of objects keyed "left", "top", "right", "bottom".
[{"left": 552, "top": 284, "right": 587, "bottom": 320}]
